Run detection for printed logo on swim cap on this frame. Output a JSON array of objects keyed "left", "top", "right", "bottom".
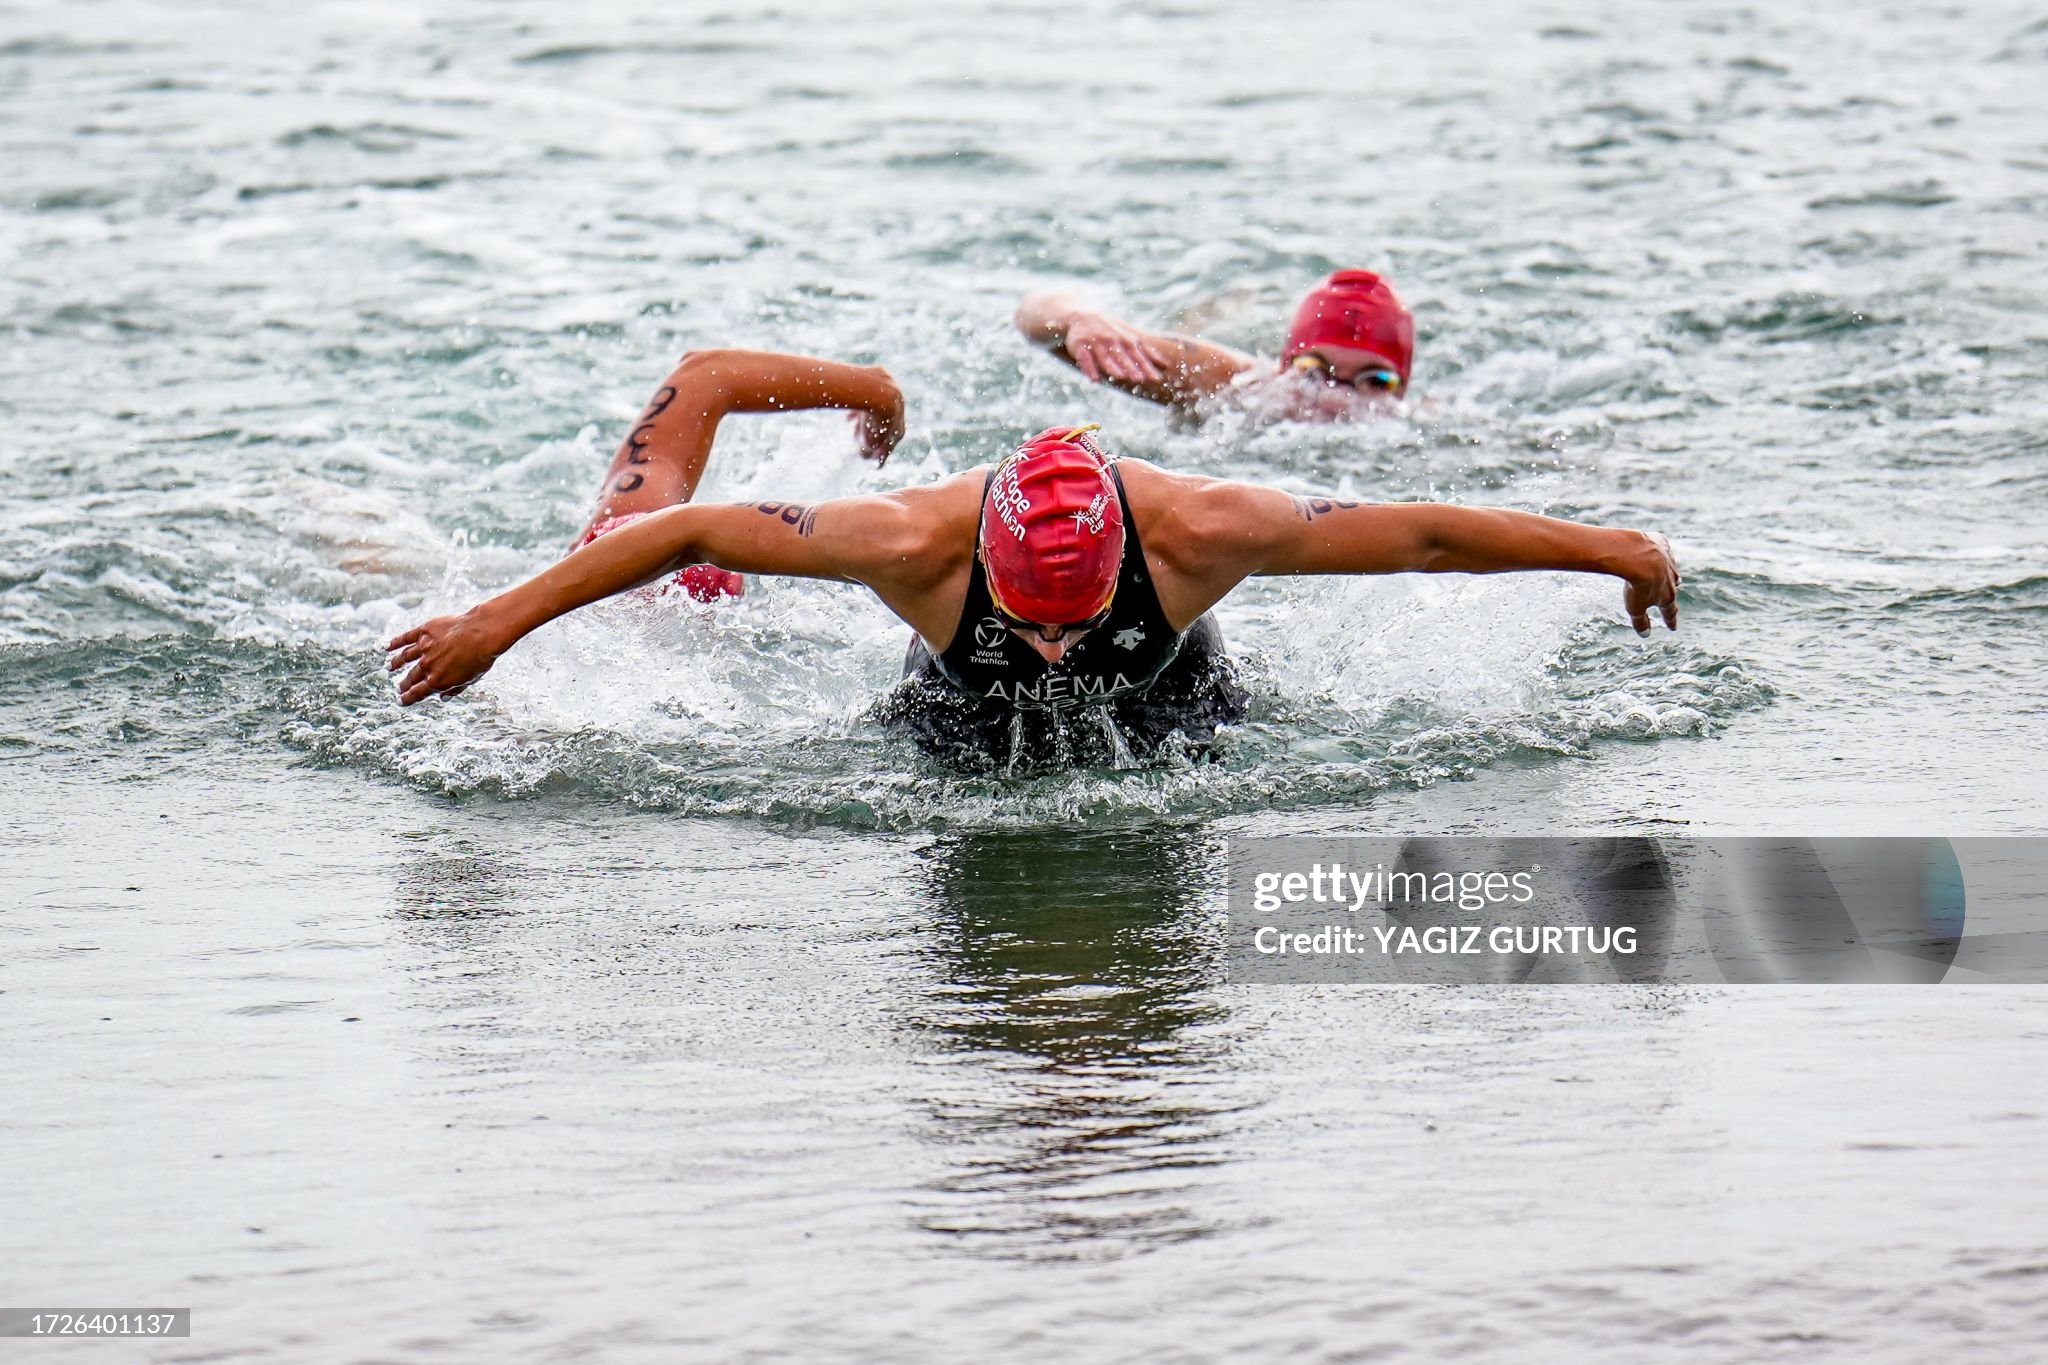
[
  {"left": 989, "top": 459, "right": 1033, "bottom": 542},
  {"left": 1072, "top": 491, "right": 1111, "bottom": 536},
  {"left": 1063, "top": 424, "right": 1109, "bottom": 462}
]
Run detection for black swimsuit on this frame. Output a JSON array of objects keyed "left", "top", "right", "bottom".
[{"left": 877, "top": 464, "right": 1248, "bottom": 770}]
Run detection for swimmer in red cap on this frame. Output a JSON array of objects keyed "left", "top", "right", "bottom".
[
  {"left": 390, "top": 349, "right": 1677, "bottom": 768},
  {"left": 1016, "top": 269, "right": 1416, "bottom": 423}
]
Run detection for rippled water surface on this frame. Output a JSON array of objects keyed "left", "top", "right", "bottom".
[{"left": 5, "top": 0, "right": 2047, "bottom": 1359}]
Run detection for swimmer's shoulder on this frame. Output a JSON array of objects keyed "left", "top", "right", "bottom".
[
  {"left": 878, "top": 465, "right": 986, "bottom": 526},
  {"left": 1114, "top": 458, "right": 1233, "bottom": 538},
  {"left": 839, "top": 467, "right": 983, "bottom": 585},
  {"left": 1114, "top": 455, "right": 1226, "bottom": 497},
  {"left": 1118, "top": 458, "right": 1285, "bottom": 564},
  {"left": 835, "top": 469, "right": 985, "bottom": 637}
]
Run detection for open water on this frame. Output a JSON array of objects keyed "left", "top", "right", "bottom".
[{"left": 4, "top": 1, "right": 2047, "bottom": 1360}]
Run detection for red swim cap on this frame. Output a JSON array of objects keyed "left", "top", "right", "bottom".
[
  {"left": 979, "top": 425, "right": 1125, "bottom": 625},
  {"left": 1283, "top": 269, "right": 1415, "bottom": 382}
]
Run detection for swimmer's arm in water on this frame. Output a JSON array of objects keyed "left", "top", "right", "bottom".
[
  {"left": 582, "top": 348, "right": 904, "bottom": 536},
  {"left": 1153, "top": 478, "right": 1680, "bottom": 636},
  {"left": 389, "top": 490, "right": 954, "bottom": 706},
  {"left": 1015, "top": 289, "right": 1254, "bottom": 408}
]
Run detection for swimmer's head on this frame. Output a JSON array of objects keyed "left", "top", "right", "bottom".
[
  {"left": 979, "top": 424, "right": 1125, "bottom": 630},
  {"left": 1283, "top": 269, "right": 1415, "bottom": 388}
]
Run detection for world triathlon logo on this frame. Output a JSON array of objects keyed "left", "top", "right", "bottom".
[{"left": 974, "top": 616, "right": 1009, "bottom": 650}]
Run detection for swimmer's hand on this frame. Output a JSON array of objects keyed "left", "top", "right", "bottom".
[
  {"left": 1621, "top": 532, "right": 1680, "bottom": 635},
  {"left": 849, "top": 379, "right": 905, "bottom": 465},
  {"left": 1061, "top": 310, "right": 1170, "bottom": 386},
  {"left": 387, "top": 608, "right": 512, "bottom": 705}
]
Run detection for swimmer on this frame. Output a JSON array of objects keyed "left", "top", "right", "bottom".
[
  {"left": 387, "top": 348, "right": 1678, "bottom": 767},
  {"left": 1015, "top": 269, "right": 1416, "bottom": 423}
]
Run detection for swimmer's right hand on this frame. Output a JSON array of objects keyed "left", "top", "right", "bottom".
[
  {"left": 387, "top": 608, "right": 508, "bottom": 705},
  {"left": 1062, "top": 310, "right": 1169, "bottom": 386}
]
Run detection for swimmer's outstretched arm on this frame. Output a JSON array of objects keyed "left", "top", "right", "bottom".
[
  {"left": 1016, "top": 289, "right": 1253, "bottom": 408},
  {"left": 388, "top": 486, "right": 959, "bottom": 706},
  {"left": 580, "top": 348, "right": 904, "bottom": 538},
  {"left": 1153, "top": 478, "right": 1680, "bottom": 636}
]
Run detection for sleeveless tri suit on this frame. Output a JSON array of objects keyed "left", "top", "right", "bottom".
[{"left": 878, "top": 464, "right": 1248, "bottom": 769}]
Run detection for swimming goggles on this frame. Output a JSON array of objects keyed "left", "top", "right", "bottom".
[
  {"left": 987, "top": 577, "right": 1117, "bottom": 642},
  {"left": 1290, "top": 353, "right": 1404, "bottom": 394}
]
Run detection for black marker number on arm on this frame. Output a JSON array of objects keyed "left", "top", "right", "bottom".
[
  {"left": 755, "top": 501, "right": 817, "bottom": 536},
  {"left": 1293, "top": 495, "right": 1362, "bottom": 522}
]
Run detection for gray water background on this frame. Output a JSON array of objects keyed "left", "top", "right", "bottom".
[{"left": 4, "top": 1, "right": 2047, "bottom": 1359}]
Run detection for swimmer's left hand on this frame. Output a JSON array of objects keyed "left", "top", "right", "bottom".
[
  {"left": 386, "top": 608, "right": 509, "bottom": 705},
  {"left": 1621, "top": 532, "right": 1680, "bottom": 635}
]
